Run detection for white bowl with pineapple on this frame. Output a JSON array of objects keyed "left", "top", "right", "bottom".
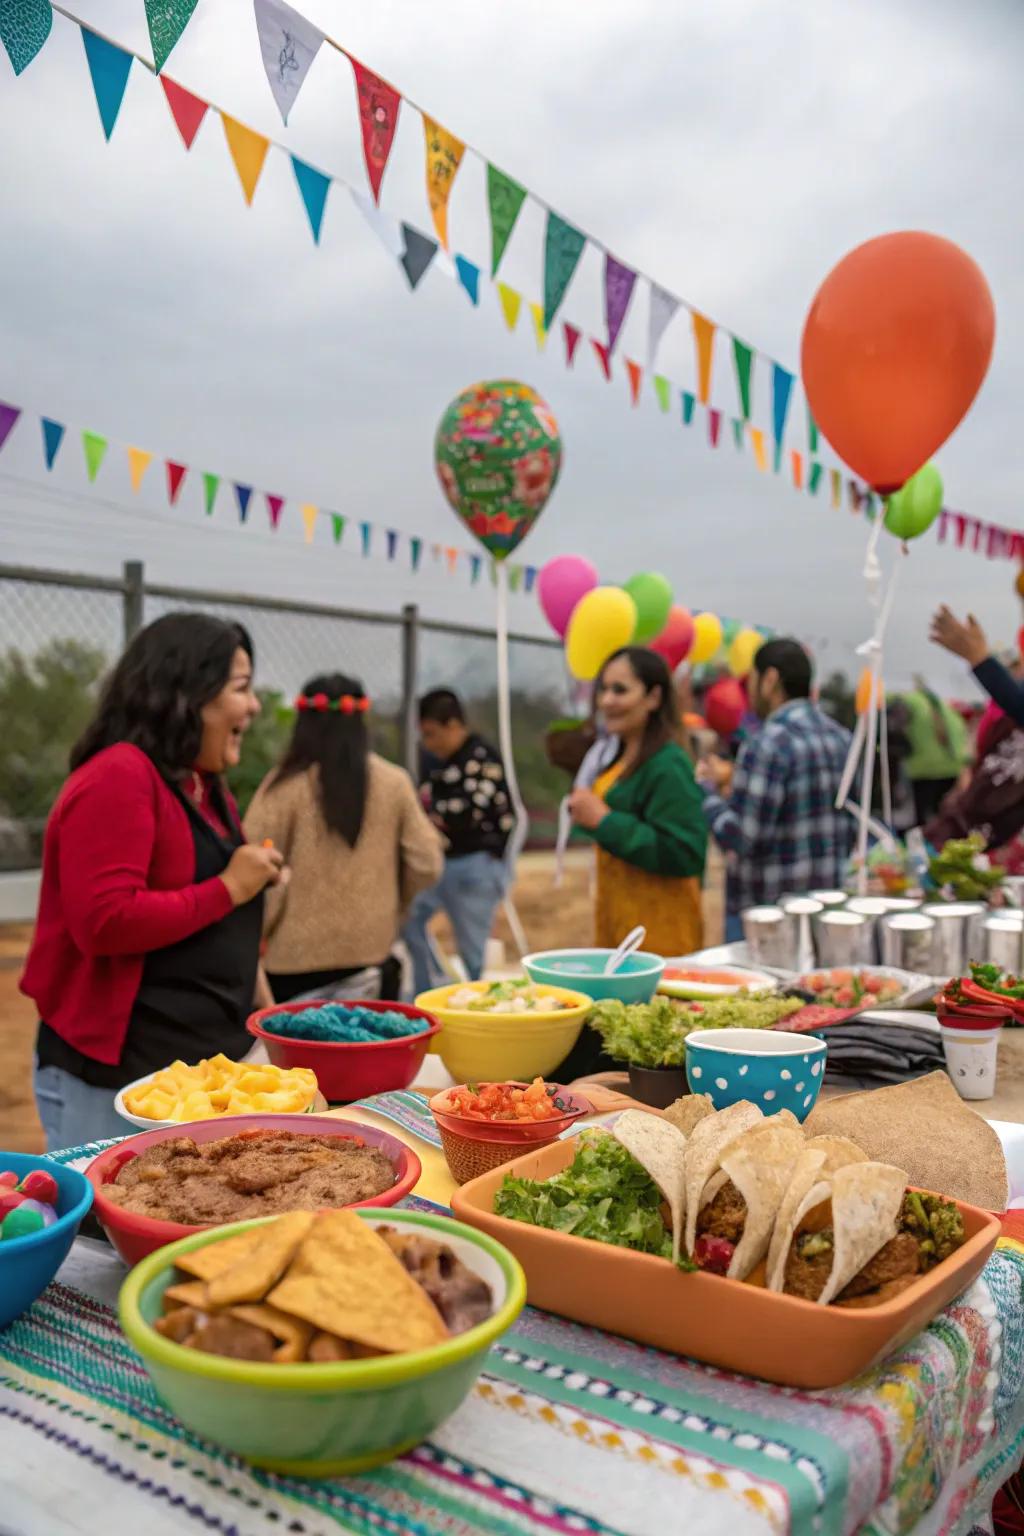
[{"left": 115, "top": 1053, "right": 319, "bottom": 1130}]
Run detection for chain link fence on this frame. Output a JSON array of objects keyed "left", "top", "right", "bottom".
[{"left": 0, "top": 562, "right": 574, "bottom": 871}]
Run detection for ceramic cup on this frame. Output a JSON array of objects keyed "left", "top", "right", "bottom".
[{"left": 939, "top": 1020, "right": 1002, "bottom": 1101}]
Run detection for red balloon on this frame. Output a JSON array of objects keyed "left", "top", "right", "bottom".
[
  {"left": 801, "top": 232, "right": 995, "bottom": 493},
  {"left": 1017, "top": 626, "right": 1024, "bottom": 659},
  {"left": 650, "top": 605, "right": 695, "bottom": 670},
  {"left": 704, "top": 678, "right": 746, "bottom": 738}
]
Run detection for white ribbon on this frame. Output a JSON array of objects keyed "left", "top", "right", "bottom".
[{"left": 495, "top": 561, "right": 530, "bottom": 956}]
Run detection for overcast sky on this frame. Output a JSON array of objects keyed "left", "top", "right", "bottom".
[{"left": 0, "top": 0, "right": 1020, "bottom": 696}]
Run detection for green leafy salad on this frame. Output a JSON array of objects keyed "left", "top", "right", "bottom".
[{"left": 587, "top": 993, "right": 803, "bottom": 1069}]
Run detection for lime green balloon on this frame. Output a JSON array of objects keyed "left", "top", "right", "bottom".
[
  {"left": 623, "top": 572, "right": 673, "bottom": 644},
  {"left": 884, "top": 462, "right": 944, "bottom": 540}
]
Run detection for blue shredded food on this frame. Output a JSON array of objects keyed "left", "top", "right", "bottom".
[{"left": 270, "top": 1004, "right": 420, "bottom": 1044}]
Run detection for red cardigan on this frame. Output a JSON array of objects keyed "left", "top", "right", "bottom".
[{"left": 21, "top": 743, "right": 235, "bottom": 1065}]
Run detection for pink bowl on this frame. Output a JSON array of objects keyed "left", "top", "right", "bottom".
[
  {"left": 87, "top": 1113, "right": 420, "bottom": 1266},
  {"left": 429, "top": 1083, "right": 592, "bottom": 1146},
  {"left": 247, "top": 1000, "right": 441, "bottom": 1102}
]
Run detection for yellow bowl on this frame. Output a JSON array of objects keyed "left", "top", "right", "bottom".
[{"left": 414, "top": 981, "right": 591, "bottom": 1082}]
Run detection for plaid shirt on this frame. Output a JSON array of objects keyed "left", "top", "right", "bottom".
[{"left": 702, "top": 700, "right": 854, "bottom": 913}]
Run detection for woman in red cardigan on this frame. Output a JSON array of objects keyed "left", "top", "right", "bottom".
[{"left": 21, "top": 612, "right": 284, "bottom": 1149}]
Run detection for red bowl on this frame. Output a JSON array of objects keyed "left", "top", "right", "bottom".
[
  {"left": 429, "top": 1083, "right": 592, "bottom": 1145},
  {"left": 87, "top": 1113, "right": 421, "bottom": 1266},
  {"left": 246, "top": 1000, "right": 441, "bottom": 1102}
]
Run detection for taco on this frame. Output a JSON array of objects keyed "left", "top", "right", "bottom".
[
  {"left": 690, "top": 1119, "right": 805, "bottom": 1279},
  {"left": 612, "top": 1110, "right": 688, "bottom": 1262},
  {"left": 765, "top": 1136, "right": 868, "bottom": 1292},
  {"left": 770, "top": 1160, "right": 916, "bottom": 1306}
]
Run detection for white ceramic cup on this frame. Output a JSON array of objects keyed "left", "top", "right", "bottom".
[{"left": 939, "top": 1022, "right": 1002, "bottom": 1101}]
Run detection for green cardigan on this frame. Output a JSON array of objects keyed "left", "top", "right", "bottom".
[{"left": 586, "top": 741, "right": 707, "bottom": 879}]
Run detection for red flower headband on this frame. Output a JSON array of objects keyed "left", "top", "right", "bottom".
[{"left": 294, "top": 692, "right": 371, "bottom": 714}]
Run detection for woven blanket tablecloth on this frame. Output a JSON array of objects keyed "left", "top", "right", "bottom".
[{"left": 1, "top": 1095, "right": 1023, "bottom": 1536}]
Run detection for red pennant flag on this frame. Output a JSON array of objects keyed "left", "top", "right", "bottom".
[
  {"left": 937, "top": 510, "right": 949, "bottom": 543},
  {"left": 350, "top": 60, "right": 400, "bottom": 205},
  {"left": 563, "top": 322, "right": 581, "bottom": 368},
  {"left": 166, "top": 461, "right": 187, "bottom": 504},
  {"left": 986, "top": 525, "right": 1001, "bottom": 559},
  {"left": 266, "top": 493, "right": 284, "bottom": 529},
  {"left": 708, "top": 408, "right": 722, "bottom": 447},
  {"left": 161, "top": 76, "right": 208, "bottom": 150},
  {"left": 791, "top": 449, "right": 804, "bottom": 489},
  {"left": 953, "top": 513, "right": 968, "bottom": 548},
  {"left": 591, "top": 339, "right": 612, "bottom": 380},
  {"left": 971, "top": 519, "right": 983, "bottom": 553},
  {"left": 625, "top": 359, "right": 642, "bottom": 407}
]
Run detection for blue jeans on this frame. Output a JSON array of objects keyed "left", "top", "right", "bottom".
[
  {"left": 34, "top": 1064, "right": 128, "bottom": 1152},
  {"left": 725, "top": 912, "right": 745, "bottom": 944},
  {"left": 403, "top": 852, "right": 507, "bottom": 995}
]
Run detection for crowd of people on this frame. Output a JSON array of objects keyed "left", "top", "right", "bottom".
[{"left": 18, "top": 602, "right": 1024, "bottom": 1148}]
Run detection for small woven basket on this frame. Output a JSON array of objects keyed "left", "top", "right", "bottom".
[{"left": 436, "top": 1124, "right": 560, "bottom": 1186}]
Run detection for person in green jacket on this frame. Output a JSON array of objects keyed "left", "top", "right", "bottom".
[
  {"left": 568, "top": 646, "right": 708, "bottom": 957},
  {"left": 897, "top": 677, "right": 971, "bottom": 827}
]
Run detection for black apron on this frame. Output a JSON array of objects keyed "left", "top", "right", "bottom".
[{"left": 37, "top": 778, "right": 263, "bottom": 1090}]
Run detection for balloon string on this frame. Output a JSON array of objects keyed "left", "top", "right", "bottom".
[{"left": 495, "top": 561, "right": 530, "bottom": 957}]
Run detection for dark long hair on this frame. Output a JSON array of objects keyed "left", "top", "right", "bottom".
[
  {"left": 598, "top": 646, "right": 684, "bottom": 779},
  {"left": 272, "top": 673, "right": 369, "bottom": 847},
  {"left": 70, "top": 612, "right": 253, "bottom": 774}
]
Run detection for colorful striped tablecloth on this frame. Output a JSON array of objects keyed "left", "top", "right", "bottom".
[{"left": 1, "top": 1094, "right": 1022, "bottom": 1536}]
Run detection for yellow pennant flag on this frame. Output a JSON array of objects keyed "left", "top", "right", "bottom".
[
  {"left": 830, "top": 468, "right": 842, "bottom": 508},
  {"left": 497, "top": 282, "right": 522, "bottom": 332},
  {"left": 748, "top": 426, "right": 768, "bottom": 472},
  {"left": 300, "top": 503, "right": 318, "bottom": 543},
  {"left": 691, "top": 311, "right": 716, "bottom": 405},
  {"left": 423, "top": 115, "right": 465, "bottom": 249},
  {"left": 222, "top": 114, "right": 270, "bottom": 206},
  {"left": 528, "top": 301, "right": 548, "bottom": 352},
  {"left": 126, "top": 447, "right": 153, "bottom": 493}
]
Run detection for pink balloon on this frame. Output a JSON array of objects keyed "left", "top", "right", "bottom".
[
  {"left": 705, "top": 677, "right": 746, "bottom": 738},
  {"left": 537, "top": 555, "right": 599, "bottom": 639},
  {"left": 650, "top": 606, "right": 695, "bottom": 670}
]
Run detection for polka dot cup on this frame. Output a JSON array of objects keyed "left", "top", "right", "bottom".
[{"left": 684, "top": 1028, "right": 828, "bottom": 1121}]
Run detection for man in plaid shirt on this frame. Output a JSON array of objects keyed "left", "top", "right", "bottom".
[{"left": 699, "top": 639, "right": 854, "bottom": 936}]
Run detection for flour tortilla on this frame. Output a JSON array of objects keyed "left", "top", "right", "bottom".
[
  {"left": 683, "top": 1100, "right": 764, "bottom": 1257},
  {"left": 713, "top": 1121, "right": 806, "bottom": 1279},
  {"left": 772, "top": 1160, "right": 907, "bottom": 1306},
  {"left": 613, "top": 1110, "right": 688, "bottom": 1262},
  {"left": 766, "top": 1137, "right": 868, "bottom": 1291}
]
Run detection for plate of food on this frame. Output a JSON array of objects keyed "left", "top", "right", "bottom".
[
  {"left": 115, "top": 1053, "right": 320, "bottom": 1130},
  {"left": 791, "top": 966, "right": 940, "bottom": 1018},
  {"left": 451, "top": 1096, "right": 999, "bottom": 1388},
  {"left": 658, "top": 964, "right": 781, "bottom": 1000}
]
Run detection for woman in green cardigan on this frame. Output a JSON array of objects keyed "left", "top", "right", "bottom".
[{"left": 568, "top": 646, "right": 707, "bottom": 956}]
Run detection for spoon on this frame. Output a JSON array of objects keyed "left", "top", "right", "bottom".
[{"left": 604, "top": 925, "right": 647, "bottom": 976}]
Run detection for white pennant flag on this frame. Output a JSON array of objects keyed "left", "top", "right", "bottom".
[
  {"left": 350, "top": 189, "right": 404, "bottom": 258},
  {"left": 647, "top": 281, "right": 681, "bottom": 370},
  {"left": 253, "top": 0, "right": 324, "bottom": 124}
]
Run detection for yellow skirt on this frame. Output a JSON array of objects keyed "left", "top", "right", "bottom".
[{"left": 594, "top": 845, "right": 703, "bottom": 957}]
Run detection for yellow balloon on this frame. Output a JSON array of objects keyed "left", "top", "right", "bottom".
[
  {"left": 728, "top": 627, "right": 763, "bottom": 678},
  {"left": 689, "top": 612, "right": 723, "bottom": 666},
  {"left": 855, "top": 667, "right": 884, "bottom": 716},
  {"left": 565, "top": 586, "right": 638, "bottom": 680}
]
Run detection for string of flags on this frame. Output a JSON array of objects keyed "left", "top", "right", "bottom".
[{"left": 0, "top": 399, "right": 539, "bottom": 592}]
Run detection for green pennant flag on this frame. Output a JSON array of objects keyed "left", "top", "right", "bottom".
[
  {"left": 731, "top": 417, "right": 744, "bottom": 449},
  {"left": 543, "top": 213, "right": 586, "bottom": 329},
  {"left": 681, "top": 391, "right": 696, "bottom": 426},
  {"left": 863, "top": 492, "right": 877, "bottom": 521},
  {"left": 487, "top": 164, "right": 527, "bottom": 277},
  {"left": 82, "top": 430, "right": 107, "bottom": 482},
  {"left": 331, "top": 513, "right": 345, "bottom": 545},
  {"left": 731, "top": 337, "right": 753, "bottom": 420},
  {"left": 653, "top": 375, "right": 671, "bottom": 413},
  {"left": 410, "top": 536, "right": 423, "bottom": 571},
  {"left": 202, "top": 472, "right": 219, "bottom": 515},
  {"left": 808, "top": 461, "right": 823, "bottom": 496},
  {"left": 144, "top": 0, "right": 198, "bottom": 72},
  {"left": 508, "top": 564, "right": 523, "bottom": 593},
  {"left": 807, "top": 405, "right": 819, "bottom": 454}
]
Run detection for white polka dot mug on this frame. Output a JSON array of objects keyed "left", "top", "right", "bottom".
[{"left": 684, "top": 1028, "right": 827, "bottom": 1121}]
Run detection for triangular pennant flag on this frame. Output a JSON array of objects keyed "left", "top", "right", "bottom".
[
  {"left": 625, "top": 359, "right": 642, "bottom": 407},
  {"left": 360, "top": 521, "right": 372, "bottom": 556},
  {"left": 681, "top": 391, "right": 696, "bottom": 426},
  {"left": 508, "top": 564, "right": 523, "bottom": 594},
  {"left": 166, "top": 461, "right": 187, "bottom": 505},
  {"left": 222, "top": 114, "right": 270, "bottom": 206},
  {"left": 863, "top": 492, "right": 877, "bottom": 522},
  {"left": 647, "top": 282, "right": 680, "bottom": 370},
  {"left": 470, "top": 554, "right": 482, "bottom": 584},
  {"left": 653, "top": 375, "right": 671, "bottom": 413},
  {"left": 544, "top": 214, "right": 586, "bottom": 329},
  {"left": 351, "top": 60, "right": 400, "bottom": 204},
  {"left": 808, "top": 461, "right": 823, "bottom": 496},
  {"left": 2, "top": 0, "right": 52, "bottom": 75},
  {"left": 126, "top": 447, "right": 152, "bottom": 492},
  {"left": 591, "top": 339, "right": 612, "bottom": 381},
  {"left": 400, "top": 223, "right": 438, "bottom": 289},
  {"left": 144, "top": 0, "right": 197, "bottom": 73},
  {"left": 731, "top": 337, "right": 753, "bottom": 420},
  {"left": 497, "top": 283, "right": 522, "bottom": 331},
  {"left": 791, "top": 449, "right": 804, "bottom": 490},
  {"left": 523, "top": 566, "right": 537, "bottom": 594},
  {"left": 691, "top": 312, "right": 716, "bottom": 405},
  {"left": 350, "top": 188, "right": 403, "bottom": 258},
  {"left": 848, "top": 480, "right": 862, "bottom": 514},
  {"left": 749, "top": 426, "right": 767, "bottom": 472},
  {"left": 808, "top": 405, "right": 819, "bottom": 454},
  {"left": 445, "top": 546, "right": 458, "bottom": 576},
  {"left": 431, "top": 543, "right": 441, "bottom": 562},
  {"left": 253, "top": 0, "right": 323, "bottom": 124},
  {"left": 234, "top": 483, "right": 253, "bottom": 522},
  {"left": 410, "top": 536, "right": 422, "bottom": 570},
  {"left": 487, "top": 165, "right": 527, "bottom": 276},
  {"left": 202, "top": 471, "right": 219, "bottom": 514},
  {"left": 386, "top": 529, "right": 399, "bottom": 560},
  {"left": 772, "top": 364, "right": 794, "bottom": 463},
  {"left": 0, "top": 403, "right": 20, "bottom": 453},
  {"left": 81, "top": 27, "right": 133, "bottom": 141},
  {"left": 563, "top": 322, "right": 581, "bottom": 367},
  {"left": 708, "top": 408, "right": 722, "bottom": 447},
  {"left": 422, "top": 115, "right": 465, "bottom": 250},
  {"left": 301, "top": 503, "right": 317, "bottom": 543},
  {"left": 330, "top": 513, "right": 345, "bottom": 544},
  {"left": 528, "top": 303, "right": 548, "bottom": 352},
  {"left": 82, "top": 430, "right": 107, "bottom": 482},
  {"left": 455, "top": 255, "right": 480, "bottom": 305},
  {"left": 266, "top": 494, "right": 284, "bottom": 529},
  {"left": 161, "top": 76, "right": 208, "bottom": 149},
  {"left": 41, "top": 417, "right": 65, "bottom": 469},
  {"left": 604, "top": 255, "right": 637, "bottom": 354},
  {"left": 830, "top": 468, "right": 842, "bottom": 509},
  {"left": 731, "top": 417, "right": 744, "bottom": 449},
  {"left": 291, "top": 157, "right": 330, "bottom": 243}
]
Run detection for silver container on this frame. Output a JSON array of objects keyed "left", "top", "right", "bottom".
[
  {"left": 881, "top": 912, "right": 937, "bottom": 973},
  {"left": 981, "top": 913, "right": 1024, "bottom": 974},
  {"left": 813, "top": 910, "right": 874, "bottom": 967},
  {"left": 1002, "top": 876, "right": 1024, "bottom": 911},
  {"left": 845, "top": 896, "right": 891, "bottom": 963},
  {"left": 809, "top": 889, "right": 849, "bottom": 908},
  {"left": 741, "top": 906, "right": 796, "bottom": 969},
  {"left": 781, "top": 897, "right": 824, "bottom": 972},
  {"left": 920, "top": 902, "right": 987, "bottom": 976}
]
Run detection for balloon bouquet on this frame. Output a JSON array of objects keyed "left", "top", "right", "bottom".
[{"left": 801, "top": 232, "right": 995, "bottom": 884}]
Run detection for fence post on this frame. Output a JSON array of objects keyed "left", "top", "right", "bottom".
[
  {"left": 122, "top": 560, "right": 145, "bottom": 647},
  {"left": 400, "top": 603, "right": 419, "bottom": 777}
]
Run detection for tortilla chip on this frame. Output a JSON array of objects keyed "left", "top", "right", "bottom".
[
  {"left": 175, "top": 1226, "right": 267, "bottom": 1281},
  {"left": 162, "top": 1279, "right": 211, "bottom": 1312},
  {"left": 716, "top": 1121, "right": 805, "bottom": 1280},
  {"left": 613, "top": 1110, "right": 687, "bottom": 1262},
  {"left": 227, "top": 1303, "right": 314, "bottom": 1362},
  {"left": 683, "top": 1100, "right": 764, "bottom": 1257},
  {"left": 268, "top": 1211, "right": 448, "bottom": 1355},
  {"left": 206, "top": 1212, "right": 316, "bottom": 1308},
  {"left": 775, "top": 1160, "right": 907, "bottom": 1306},
  {"left": 663, "top": 1094, "right": 715, "bottom": 1139},
  {"left": 766, "top": 1137, "right": 867, "bottom": 1291},
  {"left": 804, "top": 1071, "right": 1008, "bottom": 1210}
]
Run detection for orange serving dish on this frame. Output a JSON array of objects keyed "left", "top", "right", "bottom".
[{"left": 451, "top": 1138, "right": 1000, "bottom": 1389}]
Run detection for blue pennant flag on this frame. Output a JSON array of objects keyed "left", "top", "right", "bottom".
[
  {"left": 234, "top": 483, "right": 253, "bottom": 522},
  {"left": 772, "top": 364, "right": 794, "bottom": 469},
  {"left": 291, "top": 157, "right": 330, "bottom": 244},
  {"left": 523, "top": 566, "right": 537, "bottom": 594},
  {"left": 410, "top": 537, "right": 423, "bottom": 571},
  {"left": 470, "top": 555, "right": 482, "bottom": 585},
  {"left": 360, "top": 521, "right": 372, "bottom": 556},
  {"left": 41, "top": 417, "right": 65, "bottom": 470},
  {"left": 386, "top": 529, "right": 399, "bottom": 560},
  {"left": 455, "top": 255, "right": 480, "bottom": 306},
  {"left": 81, "top": 26, "right": 133, "bottom": 141},
  {"left": 399, "top": 224, "right": 437, "bottom": 290}
]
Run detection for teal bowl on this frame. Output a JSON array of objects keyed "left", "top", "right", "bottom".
[
  {"left": 523, "top": 948, "right": 665, "bottom": 1003},
  {"left": 684, "top": 1028, "right": 828, "bottom": 1122},
  {"left": 0, "top": 1152, "right": 94, "bottom": 1329},
  {"left": 119, "top": 1208, "right": 525, "bottom": 1478}
]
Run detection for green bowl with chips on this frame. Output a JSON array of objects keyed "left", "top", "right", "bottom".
[{"left": 119, "top": 1208, "right": 526, "bottom": 1477}]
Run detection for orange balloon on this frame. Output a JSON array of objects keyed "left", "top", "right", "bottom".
[{"left": 801, "top": 233, "right": 995, "bottom": 493}]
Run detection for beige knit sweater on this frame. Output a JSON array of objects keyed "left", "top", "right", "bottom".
[{"left": 242, "top": 755, "right": 443, "bottom": 974}]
